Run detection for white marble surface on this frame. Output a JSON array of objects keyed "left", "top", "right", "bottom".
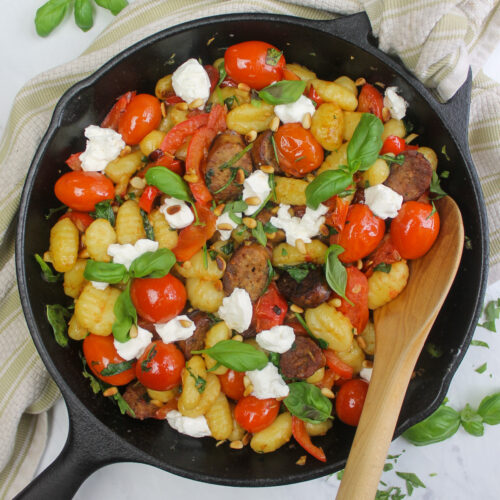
[{"left": 2, "top": 0, "right": 500, "bottom": 498}]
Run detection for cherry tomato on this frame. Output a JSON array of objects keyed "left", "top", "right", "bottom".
[
  {"left": 83, "top": 334, "right": 136, "bottom": 386},
  {"left": 101, "top": 91, "right": 136, "bottom": 130},
  {"left": 136, "top": 341, "right": 185, "bottom": 391},
  {"left": 234, "top": 396, "right": 280, "bottom": 433},
  {"left": 224, "top": 41, "right": 286, "bottom": 90},
  {"left": 323, "top": 349, "right": 354, "bottom": 380},
  {"left": 335, "top": 378, "right": 369, "bottom": 426},
  {"left": 254, "top": 283, "right": 288, "bottom": 333},
  {"left": 274, "top": 123, "right": 324, "bottom": 177},
  {"left": 59, "top": 211, "right": 94, "bottom": 232},
  {"left": 332, "top": 204, "right": 385, "bottom": 263},
  {"left": 380, "top": 135, "right": 419, "bottom": 155},
  {"left": 54, "top": 171, "right": 115, "bottom": 212},
  {"left": 218, "top": 370, "right": 245, "bottom": 401},
  {"left": 118, "top": 94, "right": 162, "bottom": 145},
  {"left": 357, "top": 83, "right": 383, "bottom": 120},
  {"left": 130, "top": 274, "right": 187, "bottom": 323},
  {"left": 390, "top": 201, "right": 440, "bottom": 259}
]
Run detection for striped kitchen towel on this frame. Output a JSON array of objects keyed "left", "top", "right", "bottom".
[{"left": 0, "top": 0, "right": 499, "bottom": 497}]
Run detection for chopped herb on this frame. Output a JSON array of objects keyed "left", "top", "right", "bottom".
[
  {"left": 228, "top": 211, "right": 243, "bottom": 226},
  {"left": 207, "top": 313, "right": 222, "bottom": 324},
  {"left": 252, "top": 220, "right": 267, "bottom": 246},
  {"left": 216, "top": 60, "right": 227, "bottom": 86},
  {"left": 44, "top": 205, "right": 66, "bottom": 220},
  {"left": 471, "top": 340, "right": 489, "bottom": 348},
  {"left": 441, "top": 145, "right": 451, "bottom": 161},
  {"left": 336, "top": 470, "right": 344, "bottom": 480},
  {"left": 425, "top": 342, "right": 443, "bottom": 358},
  {"left": 34, "top": 254, "right": 62, "bottom": 283},
  {"left": 429, "top": 473, "right": 438, "bottom": 477},
  {"left": 281, "top": 247, "right": 288, "bottom": 256},
  {"left": 219, "top": 143, "right": 253, "bottom": 170},
  {"left": 263, "top": 221, "right": 278, "bottom": 233},
  {"left": 213, "top": 168, "right": 237, "bottom": 194},
  {"left": 114, "top": 390, "right": 135, "bottom": 417},
  {"left": 81, "top": 353, "right": 102, "bottom": 393},
  {"left": 295, "top": 155, "right": 306, "bottom": 162},
  {"left": 268, "top": 352, "right": 280, "bottom": 367},
  {"left": 141, "top": 344, "right": 157, "bottom": 373},
  {"left": 115, "top": 194, "right": 124, "bottom": 205},
  {"left": 223, "top": 200, "right": 248, "bottom": 214},
  {"left": 46, "top": 304, "right": 72, "bottom": 347},
  {"left": 294, "top": 311, "right": 328, "bottom": 349},
  {"left": 262, "top": 260, "right": 276, "bottom": 295},
  {"left": 187, "top": 367, "right": 207, "bottom": 393},
  {"left": 90, "top": 199, "right": 115, "bottom": 225},
  {"left": 373, "top": 262, "right": 392, "bottom": 273},
  {"left": 140, "top": 208, "right": 155, "bottom": 240},
  {"left": 475, "top": 362, "right": 487, "bottom": 374},
  {"left": 429, "top": 171, "right": 447, "bottom": 199},
  {"left": 270, "top": 133, "right": 280, "bottom": 166},
  {"left": 464, "top": 235, "right": 472, "bottom": 250},
  {"left": 395, "top": 472, "right": 426, "bottom": 496},
  {"left": 128, "top": 192, "right": 136, "bottom": 200},
  {"left": 265, "top": 47, "right": 283, "bottom": 66},
  {"left": 379, "top": 153, "right": 405, "bottom": 165},
  {"left": 403, "top": 118, "right": 414, "bottom": 134},
  {"left": 383, "top": 463, "right": 394, "bottom": 472},
  {"left": 478, "top": 298, "right": 500, "bottom": 332},
  {"left": 206, "top": 362, "right": 222, "bottom": 372},
  {"left": 224, "top": 95, "right": 240, "bottom": 109},
  {"left": 440, "top": 170, "right": 450, "bottom": 179},
  {"left": 220, "top": 241, "right": 234, "bottom": 255},
  {"left": 202, "top": 244, "right": 208, "bottom": 269},
  {"left": 426, "top": 201, "right": 437, "bottom": 220},
  {"left": 209, "top": 249, "right": 218, "bottom": 260},
  {"left": 279, "top": 263, "right": 316, "bottom": 283},
  {"left": 100, "top": 360, "right": 134, "bottom": 377}
]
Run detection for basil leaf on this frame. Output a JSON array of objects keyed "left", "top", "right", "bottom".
[
  {"left": 395, "top": 472, "right": 426, "bottom": 489},
  {"left": 45, "top": 205, "right": 66, "bottom": 220},
  {"left": 46, "top": 304, "right": 72, "bottom": 347},
  {"left": 84, "top": 260, "right": 128, "bottom": 283},
  {"left": 265, "top": 48, "right": 283, "bottom": 66},
  {"left": 192, "top": 340, "right": 268, "bottom": 372},
  {"left": 324, "top": 245, "right": 353, "bottom": 305},
  {"left": 347, "top": 113, "right": 384, "bottom": 172},
  {"left": 478, "top": 298, "right": 500, "bottom": 332},
  {"left": 223, "top": 200, "right": 248, "bottom": 214},
  {"left": 140, "top": 208, "right": 155, "bottom": 240},
  {"left": 216, "top": 61, "right": 227, "bottom": 86},
  {"left": 34, "top": 254, "right": 62, "bottom": 283},
  {"left": 112, "top": 282, "right": 137, "bottom": 342},
  {"left": 279, "top": 263, "right": 315, "bottom": 283},
  {"left": 114, "top": 390, "right": 135, "bottom": 417},
  {"left": 187, "top": 367, "right": 207, "bottom": 393},
  {"left": 403, "top": 403, "right": 460, "bottom": 446},
  {"left": 460, "top": 404, "right": 484, "bottom": 436},
  {"left": 305, "top": 169, "right": 353, "bottom": 209},
  {"left": 218, "top": 143, "right": 253, "bottom": 170},
  {"left": 262, "top": 259, "right": 276, "bottom": 296},
  {"left": 373, "top": 262, "right": 391, "bottom": 273},
  {"left": 129, "top": 248, "right": 176, "bottom": 279},
  {"left": 146, "top": 166, "right": 192, "bottom": 202},
  {"left": 429, "top": 171, "right": 447, "bottom": 199},
  {"left": 258, "top": 80, "right": 307, "bottom": 105},
  {"left": 252, "top": 221, "right": 267, "bottom": 246},
  {"left": 80, "top": 353, "right": 102, "bottom": 393},
  {"left": 74, "top": 0, "right": 93, "bottom": 31},
  {"left": 141, "top": 344, "right": 157, "bottom": 373},
  {"left": 284, "top": 382, "right": 332, "bottom": 424},
  {"left": 220, "top": 241, "right": 234, "bottom": 255},
  {"left": 268, "top": 352, "right": 280, "bottom": 367},
  {"left": 94, "top": 0, "right": 128, "bottom": 15},
  {"left": 263, "top": 221, "right": 278, "bottom": 233},
  {"left": 100, "top": 360, "right": 134, "bottom": 377},
  {"left": 475, "top": 362, "right": 487, "bottom": 374},
  {"left": 293, "top": 312, "right": 328, "bottom": 349},
  {"left": 470, "top": 340, "right": 489, "bottom": 348},
  {"left": 35, "top": 0, "right": 71, "bottom": 37},
  {"left": 478, "top": 393, "right": 500, "bottom": 425},
  {"left": 90, "top": 199, "right": 115, "bottom": 225}
]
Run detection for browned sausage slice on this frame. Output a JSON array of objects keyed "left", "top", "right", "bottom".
[
  {"left": 251, "top": 130, "right": 281, "bottom": 173},
  {"left": 383, "top": 150, "right": 432, "bottom": 202},
  {"left": 122, "top": 382, "right": 159, "bottom": 420},
  {"left": 176, "top": 311, "right": 211, "bottom": 360},
  {"left": 279, "top": 336, "right": 325, "bottom": 379},
  {"left": 277, "top": 267, "right": 331, "bottom": 309}
]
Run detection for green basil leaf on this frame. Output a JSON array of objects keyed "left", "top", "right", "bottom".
[
  {"left": 252, "top": 221, "right": 267, "bottom": 246},
  {"left": 216, "top": 60, "right": 227, "bottom": 86},
  {"left": 129, "top": 248, "right": 176, "bottom": 279},
  {"left": 403, "top": 403, "right": 460, "bottom": 446},
  {"left": 74, "top": 0, "right": 93, "bottom": 31},
  {"left": 284, "top": 382, "right": 332, "bottom": 424},
  {"left": 373, "top": 262, "right": 391, "bottom": 273},
  {"left": 258, "top": 80, "right": 307, "bottom": 105},
  {"left": 45, "top": 205, "right": 66, "bottom": 220},
  {"left": 478, "top": 298, "right": 500, "bottom": 332},
  {"left": 187, "top": 367, "right": 206, "bottom": 393},
  {"left": 90, "top": 199, "right": 115, "bottom": 225},
  {"left": 94, "top": 0, "right": 128, "bottom": 15},
  {"left": 347, "top": 113, "right": 384, "bottom": 172},
  {"left": 460, "top": 404, "right": 484, "bottom": 436},
  {"left": 268, "top": 352, "right": 280, "bottom": 367},
  {"left": 470, "top": 340, "right": 489, "bottom": 348},
  {"left": 477, "top": 393, "right": 500, "bottom": 425},
  {"left": 100, "top": 360, "right": 134, "bottom": 377},
  {"left": 395, "top": 472, "right": 426, "bottom": 489},
  {"left": 80, "top": 353, "right": 103, "bottom": 393},
  {"left": 114, "top": 390, "right": 135, "bottom": 417},
  {"left": 279, "top": 263, "right": 316, "bottom": 283},
  {"left": 192, "top": 340, "right": 268, "bottom": 372},
  {"left": 84, "top": 260, "right": 128, "bottom": 283},
  {"left": 141, "top": 344, "right": 157, "bottom": 373},
  {"left": 475, "top": 362, "right": 487, "bottom": 374},
  {"left": 220, "top": 241, "right": 234, "bottom": 255},
  {"left": 324, "top": 245, "right": 353, "bottom": 305},
  {"left": 34, "top": 254, "right": 62, "bottom": 283},
  {"left": 223, "top": 200, "right": 248, "bottom": 214},
  {"left": 293, "top": 311, "right": 328, "bottom": 349},
  {"left": 263, "top": 221, "right": 278, "bottom": 233},
  {"left": 305, "top": 169, "right": 353, "bottom": 209},
  {"left": 46, "top": 304, "right": 72, "bottom": 347},
  {"left": 35, "top": 0, "right": 71, "bottom": 37},
  {"left": 140, "top": 208, "right": 155, "bottom": 240},
  {"left": 112, "top": 282, "right": 137, "bottom": 342},
  {"left": 146, "top": 166, "right": 192, "bottom": 202},
  {"left": 265, "top": 48, "right": 283, "bottom": 66},
  {"left": 429, "top": 171, "right": 447, "bottom": 200},
  {"left": 218, "top": 143, "right": 253, "bottom": 170}
]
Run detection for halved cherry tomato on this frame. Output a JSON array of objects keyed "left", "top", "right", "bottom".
[
  {"left": 234, "top": 396, "right": 280, "bottom": 433},
  {"left": 363, "top": 234, "right": 401, "bottom": 277},
  {"left": 292, "top": 416, "right": 326, "bottom": 462},
  {"left": 380, "top": 135, "right": 418, "bottom": 155},
  {"left": 332, "top": 204, "right": 385, "bottom": 263},
  {"left": 59, "top": 211, "right": 94, "bottom": 232},
  {"left": 274, "top": 123, "right": 324, "bottom": 177},
  {"left": 323, "top": 349, "right": 354, "bottom": 379},
  {"left": 83, "top": 334, "right": 136, "bottom": 386},
  {"left": 130, "top": 274, "right": 187, "bottom": 323},
  {"left": 118, "top": 94, "right": 162, "bottom": 145},
  {"left": 136, "top": 341, "right": 185, "bottom": 391},
  {"left": 254, "top": 283, "right": 288, "bottom": 333},
  {"left": 138, "top": 185, "right": 161, "bottom": 213},
  {"left": 335, "top": 378, "right": 368, "bottom": 426},
  {"left": 324, "top": 195, "right": 350, "bottom": 233},
  {"left": 101, "top": 90, "right": 136, "bottom": 130},
  {"left": 160, "top": 113, "right": 209, "bottom": 156},
  {"left": 65, "top": 152, "right": 82, "bottom": 171},
  {"left": 54, "top": 171, "right": 115, "bottom": 212},
  {"left": 224, "top": 41, "right": 286, "bottom": 90},
  {"left": 357, "top": 83, "right": 383, "bottom": 120},
  {"left": 204, "top": 64, "right": 219, "bottom": 94},
  {"left": 390, "top": 201, "right": 440, "bottom": 259},
  {"left": 307, "top": 86, "right": 324, "bottom": 107},
  {"left": 218, "top": 370, "right": 245, "bottom": 401}
]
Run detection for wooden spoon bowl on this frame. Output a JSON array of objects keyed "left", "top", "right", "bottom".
[{"left": 337, "top": 196, "right": 464, "bottom": 500}]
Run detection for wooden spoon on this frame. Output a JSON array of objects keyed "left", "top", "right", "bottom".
[{"left": 336, "top": 196, "right": 464, "bottom": 500}]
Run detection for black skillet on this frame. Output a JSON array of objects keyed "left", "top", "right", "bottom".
[{"left": 15, "top": 12, "right": 488, "bottom": 499}]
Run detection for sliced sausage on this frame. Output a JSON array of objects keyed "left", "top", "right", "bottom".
[
  {"left": 223, "top": 243, "right": 270, "bottom": 302},
  {"left": 280, "top": 336, "right": 325, "bottom": 379},
  {"left": 277, "top": 267, "right": 331, "bottom": 309},
  {"left": 122, "top": 382, "right": 158, "bottom": 420},
  {"left": 176, "top": 311, "right": 211, "bottom": 359},
  {"left": 383, "top": 150, "right": 432, "bottom": 202},
  {"left": 204, "top": 130, "right": 253, "bottom": 202},
  {"left": 251, "top": 130, "right": 281, "bottom": 173}
]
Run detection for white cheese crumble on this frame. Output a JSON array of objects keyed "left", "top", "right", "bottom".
[
  {"left": 172, "top": 58, "right": 211, "bottom": 108},
  {"left": 242, "top": 170, "right": 271, "bottom": 216},
  {"left": 91, "top": 281, "right": 109, "bottom": 291},
  {"left": 113, "top": 325, "right": 153, "bottom": 361},
  {"left": 80, "top": 125, "right": 125, "bottom": 172},
  {"left": 270, "top": 203, "right": 328, "bottom": 247},
  {"left": 216, "top": 211, "right": 241, "bottom": 241},
  {"left": 159, "top": 197, "right": 194, "bottom": 229},
  {"left": 256, "top": 325, "right": 295, "bottom": 354},
  {"left": 166, "top": 410, "right": 212, "bottom": 438},
  {"left": 246, "top": 362, "right": 289, "bottom": 399},
  {"left": 364, "top": 184, "right": 403, "bottom": 219},
  {"left": 217, "top": 288, "right": 252, "bottom": 333},
  {"left": 383, "top": 87, "right": 408, "bottom": 120},
  {"left": 274, "top": 95, "right": 316, "bottom": 124},
  {"left": 107, "top": 239, "right": 159, "bottom": 270},
  {"left": 155, "top": 315, "right": 196, "bottom": 344},
  {"left": 360, "top": 367, "right": 373, "bottom": 382}
]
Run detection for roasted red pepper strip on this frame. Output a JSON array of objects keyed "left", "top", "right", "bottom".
[
  {"left": 139, "top": 185, "right": 161, "bottom": 213},
  {"left": 65, "top": 152, "right": 83, "bottom": 171},
  {"left": 101, "top": 91, "right": 136, "bottom": 130},
  {"left": 323, "top": 349, "right": 354, "bottom": 379},
  {"left": 307, "top": 86, "right": 324, "bottom": 107},
  {"left": 164, "top": 95, "right": 184, "bottom": 105},
  {"left": 292, "top": 416, "right": 327, "bottom": 462},
  {"left": 159, "top": 113, "right": 210, "bottom": 156},
  {"left": 254, "top": 283, "right": 288, "bottom": 333},
  {"left": 324, "top": 195, "right": 349, "bottom": 233}
]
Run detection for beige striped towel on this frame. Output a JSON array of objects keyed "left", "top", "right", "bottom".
[{"left": 1, "top": 0, "right": 499, "bottom": 497}]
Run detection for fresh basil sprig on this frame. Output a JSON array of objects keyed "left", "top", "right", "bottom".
[
  {"left": 145, "top": 166, "right": 193, "bottom": 202},
  {"left": 112, "top": 282, "right": 137, "bottom": 343},
  {"left": 34, "top": 254, "right": 62, "bottom": 283},
  {"left": 284, "top": 382, "right": 333, "bottom": 424},
  {"left": 258, "top": 80, "right": 307, "bottom": 105},
  {"left": 46, "top": 304, "right": 72, "bottom": 347},
  {"left": 324, "top": 245, "right": 353, "bottom": 305},
  {"left": 192, "top": 340, "right": 268, "bottom": 372},
  {"left": 100, "top": 360, "right": 134, "bottom": 377},
  {"left": 305, "top": 169, "right": 353, "bottom": 210},
  {"left": 74, "top": 0, "right": 93, "bottom": 31},
  {"left": 84, "top": 260, "right": 128, "bottom": 283},
  {"left": 91, "top": 199, "right": 115, "bottom": 225},
  {"left": 129, "top": 248, "right": 176, "bottom": 278}
]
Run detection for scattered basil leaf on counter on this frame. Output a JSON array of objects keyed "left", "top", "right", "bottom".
[
  {"left": 129, "top": 248, "right": 176, "bottom": 279},
  {"left": 35, "top": 0, "right": 72, "bottom": 37},
  {"left": 265, "top": 48, "right": 283, "bottom": 66},
  {"left": 46, "top": 304, "right": 72, "bottom": 347},
  {"left": 140, "top": 208, "right": 155, "bottom": 240},
  {"left": 112, "top": 282, "right": 137, "bottom": 343},
  {"left": 470, "top": 340, "right": 489, "bottom": 348},
  {"left": 94, "top": 0, "right": 128, "bottom": 15},
  {"left": 373, "top": 263, "right": 392, "bottom": 273},
  {"left": 90, "top": 199, "right": 115, "bottom": 225},
  {"left": 429, "top": 171, "right": 447, "bottom": 199},
  {"left": 187, "top": 367, "right": 207, "bottom": 393},
  {"left": 347, "top": 113, "right": 384, "bottom": 172},
  {"left": 324, "top": 245, "right": 353, "bottom": 306},
  {"left": 284, "top": 382, "right": 333, "bottom": 424},
  {"left": 84, "top": 260, "right": 128, "bottom": 283},
  {"left": 100, "top": 360, "right": 134, "bottom": 377},
  {"left": 74, "top": 0, "right": 93, "bottom": 31},
  {"left": 293, "top": 311, "right": 328, "bottom": 349},
  {"left": 258, "top": 80, "right": 307, "bottom": 105},
  {"left": 305, "top": 169, "right": 353, "bottom": 209},
  {"left": 252, "top": 221, "right": 267, "bottom": 246},
  {"left": 460, "top": 404, "right": 484, "bottom": 436},
  {"left": 383, "top": 463, "right": 394, "bottom": 472},
  {"left": 477, "top": 393, "right": 500, "bottom": 425},
  {"left": 34, "top": 254, "right": 62, "bottom": 283},
  {"left": 478, "top": 298, "right": 500, "bottom": 332},
  {"left": 475, "top": 362, "right": 487, "bottom": 374},
  {"left": 395, "top": 472, "right": 426, "bottom": 495},
  {"left": 146, "top": 166, "right": 192, "bottom": 202}
]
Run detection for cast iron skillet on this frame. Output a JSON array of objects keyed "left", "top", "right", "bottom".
[{"left": 15, "top": 12, "right": 488, "bottom": 499}]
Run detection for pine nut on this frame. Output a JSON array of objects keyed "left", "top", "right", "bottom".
[
  {"left": 175, "top": 102, "right": 188, "bottom": 111},
  {"left": 238, "top": 82, "right": 251, "bottom": 92},
  {"left": 331, "top": 298, "right": 342, "bottom": 308},
  {"left": 355, "top": 77, "right": 366, "bottom": 86},
  {"left": 301, "top": 112, "right": 312, "bottom": 130},
  {"left": 183, "top": 261, "right": 192, "bottom": 269},
  {"left": 243, "top": 217, "right": 257, "bottom": 229},
  {"left": 382, "top": 106, "right": 391, "bottom": 122},
  {"left": 260, "top": 165, "right": 274, "bottom": 174},
  {"left": 245, "top": 130, "right": 257, "bottom": 143},
  {"left": 166, "top": 205, "right": 181, "bottom": 215},
  {"left": 129, "top": 325, "right": 138, "bottom": 338},
  {"left": 296, "top": 456, "right": 307, "bottom": 466},
  {"left": 405, "top": 133, "right": 419, "bottom": 144},
  {"left": 357, "top": 336, "right": 367, "bottom": 350},
  {"left": 184, "top": 173, "right": 199, "bottom": 183},
  {"left": 270, "top": 115, "right": 280, "bottom": 132},
  {"left": 217, "top": 222, "right": 234, "bottom": 231},
  {"left": 230, "top": 440, "right": 244, "bottom": 450},
  {"left": 271, "top": 205, "right": 280, "bottom": 214},
  {"left": 119, "top": 145, "right": 132, "bottom": 157},
  {"left": 243, "top": 375, "right": 251, "bottom": 388},
  {"left": 215, "top": 439, "right": 226, "bottom": 447},
  {"left": 130, "top": 176, "right": 146, "bottom": 189},
  {"left": 242, "top": 433, "right": 251, "bottom": 446},
  {"left": 290, "top": 304, "right": 304, "bottom": 314},
  {"left": 243, "top": 384, "right": 254, "bottom": 397},
  {"left": 375, "top": 81, "right": 386, "bottom": 89},
  {"left": 244, "top": 196, "right": 261, "bottom": 206},
  {"left": 357, "top": 259, "right": 363, "bottom": 270},
  {"left": 216, "top": 255, "right": 226, "bottom": 271},
  {"left": 235, "top": 169, "right": 245, "bottom": 184},
  {"left": 213, "top": 204, "right": 225, "bottom": 216},
  {"left": 295, "top": 238, "right": 307, "bottom": 254},
  {"left": 306, "top": 173, "right": 316, "bottom": 183},
  {"left": 179, "top": 319, "right": 192, "bottom": 328},
  {"left": 321, "top": 388, "right": 335, "bottom": 399},
  {"left": 161, "top": 101, "right": 167, "bottom": 118},
  {"left": 266, "top": 232, "right": 276, "bottom": 240},
  {"left": 188, "top": 98, "right": 204, "bottom": 109},
  {"left": 103, "top": 387, "right": 118, "bottom": 397},
  {"left": 232, "top": 334, "right": 243, "bottom": 342}
]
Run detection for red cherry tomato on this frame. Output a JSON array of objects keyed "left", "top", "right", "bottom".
[
  {"left": 379, "top": 135, "right": 419, "bottom": 155},
  {"left": 136, "top": 341, "right": 185, "bottom": 391},
  {"left": 54, "top": 171, "right": 115, "bottom": 212},
  {"left": 118, "top": 94, "right": 162, "bottom": 145},
  {"left": 254, "top": 283, "right": 288, "bottom": 333},
  {"left": 101, "top": 91, "right": 136, "bottom": 130},
  {"left": 234, "top": 396, "right": 280, "bottom": 433},
  {"left": 83, "top": 334, "right": 136, "bottom": 386},
  {"left": 332, "top": 204, "right": 385, "bottom": 263},
  {"left": 224, "top": 41, "right": 286, "bottom": 90},
  {"left": 335, "top": 267, "right": 369, "bottom": 334},
  {"left": 218, "top": 370, "right": 245, "bottom": 401},
  {"left": 390, "top": 201, "right": 440, "bottom": 259},
  {"left": 274, "top": 123, "right": 324, "bottom": 177},
  {"left": 59, "top": 211, "right": 94, "bottom": 232},
  {"left": 357, "top": 83, "right": 384, "bottom": 120},
  {"left": 336, "top": 378, "right": 369, "bottom": 426},
  {"left": 130, "top": 274, "right": 187, "bottom": 323}
]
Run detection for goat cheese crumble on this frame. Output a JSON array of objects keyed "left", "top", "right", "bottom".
[
  {"left": 216, "top": 211, "right": 242, "bottom": 241},
  {"left": 364, "top": 184, "right": 403, "bottom": 219},
  {"left": 246, "top": 362, "right": 289, "bottom": 399},
  {"left": 166, "top": 410, "right": 212, "bottom": 438},
  {"left": 172, "top": 58, "right": 211, "bottom": 108},
  {"left": 274, "top": 95, "right": 316, "bottom": 124},
  {"left": 242, "top": 170, "right": 271, "bottom": 216},
  {"left": 159, "top": 197, "right": 194, "bottom": 229},
  {"left": 80, "top": 125, "right": 125, "bottom": 172},
  {"left": 113, "top": 325, "right": 153, "bottom": 361},
  {"left": 91, "top": 281, "right": 109, "bottom": 291},
  {"left": 155, "top": 315, "right": 196, "bottom": 344},
  {"left": 360, "top": 367, "right": 373, "bottom": 382},
  {"left": 217, "top": 288, "right": 252, "bottom": 333},
  {"left": 256, "top": 325, "right": 295, "bottom": 353},
  {"left": 107, "top": 239, "right": 159, "bottom": 269},
  {"left": 383, "top": 87, "right": 408, "bottom": 120}
]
